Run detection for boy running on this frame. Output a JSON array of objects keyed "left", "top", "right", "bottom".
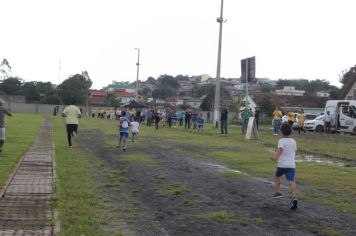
[
  {"left": 130, "top": 116, "right": 140, "bottom": 142},
  {"left": 118, "top": 111, "right": 129, "bottom": 152},
  {"left": 271, "top": 123, "right": 298, "bottom": 210},
  {"left": 196, "top": 113, "right": 204, "bottom": 132}
]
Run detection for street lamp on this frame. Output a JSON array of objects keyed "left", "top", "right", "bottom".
[
  {"left": 134, "top": 48, "right": 140, "bottom": 100},
  {"left": 213, "top": 0, "right": 225, "bottom": 128}
]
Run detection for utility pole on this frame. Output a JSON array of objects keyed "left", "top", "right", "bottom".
[
  {"left": 245, "top": 59, "right": 249, "bottom": 109},
  {"left": 134, "top": 48, "right": 140, "bottom": 100},
  {"left": 213, "top": 0, "right": 225, "bottom": 128},
  {"left": 58, "top": 58, "right": 61, "bottom": 85}
]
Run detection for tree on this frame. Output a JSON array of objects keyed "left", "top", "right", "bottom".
[
  {"left": 41, "top": 91, "right": 62, "bottom": 104},
  {"left": 305, "top": 79, "right": 332, "bottom": 95},
  {"left": 151, "top": 74, "right": 181, "bottom": 99},
  {"left": 276, "top": 78, "right": 340, "bottom": 96},
  {"left": 0, "top": 59, "right": 12, "bottom": 80},
  {"left": 339, "top": 65, "right": 356, "bottom": 99},
  {"left": 157, "top": 74, "right": 180, "bottom": 90},
  {"left": 58, "top": 72, "right": 92, "bottom": 105},
  {"left": 152, "top": 87, "right": 177, "bottom": 99},
  {"left": 139, "top": 87, "right": 152, "bottom": 101},
  {"left": 259, "top": 94, "right": 275, "bottom": 118},
  {"left": 146, "top": 77, "right": 157, "bottom": 85},
  {"left": 175, "top": 74, "right": 190, "bottom": 81},
  {"left": 197, "top": 84, "right": 231, "bottom": 111},
  {"left": 105, "top": 91, "right": 120, "bottom": 108},
  {"left": 36, "top": 81, "right": 54, "bottom": 94},
  {"left": 22, "top": 82, "right": 41, "bottom": 102},
  {"left": 260, "top": 83, "right": 275, "bottom": 93},
  {"left": 0, "top": 77, "right": 23, "bottom": 95},
  {"left": 21, "top": 81, "right": 55, "bottom": 103}
]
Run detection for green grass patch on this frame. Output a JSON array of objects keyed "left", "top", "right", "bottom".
[
  {"left": 157, "top": 184, "right": 189, "bottom": 196},
  {"left": 52, "top": 116, "right": 113, "bottom": 236},
  {"left": 194, "top": 211, "right": 236, "bottom": 224},
  {"left": 297, "top": 221, "right": 344, "bottom": 236},
  {"left": 193, "top": 210, "right": 265, "bottom": 225},
  {"left": 0, "top": 113, "right": 43, "bottom": 189}
]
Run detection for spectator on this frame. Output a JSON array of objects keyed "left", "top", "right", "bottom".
[
  {"left": 324, "top": 111, "right": 332, "bottom": 133},
  {"left": 220, "top": 107, "right": 228, "bottom": 134},
  {"left": 185, "top": 108, "right": 192, "bottom": 129},
  {"left": 241, "top": 108, "right": 250, "bottom": 134},
  {"left": 254, "top": 109, "right": 260, "bottom": 130},
  {"left": 297, "top": 109, "right": 306, "bottom": 134},
  {"left": 0, "top": 99, "right": 12, "bottom": 153},
  {"left": 272, "top": 107, "right": 283, "bottom": 135},
  {"left": 287, "top": 110, "right": 295, "bottom": 127}
]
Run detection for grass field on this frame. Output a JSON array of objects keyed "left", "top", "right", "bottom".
[
  {"left": 0, "top": 113, "right": 43, "bottom": 188},
  {"left": 1, "top": 114, "right": 356, "bottom": 235}
]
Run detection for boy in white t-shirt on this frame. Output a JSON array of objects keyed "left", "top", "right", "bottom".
[
  {"left": 130, "top": 116, "right": 140, "bottom": 142},
  {"left": 271, "top": 123, "right": 298, "bottom": 210}
]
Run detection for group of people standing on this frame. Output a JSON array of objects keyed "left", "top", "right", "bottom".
[
  {"left": 145, "top": 108, "right": 177, "bottom": 130},
  {"left": 272, "top": 107, "right": 307, "bottom": 135},
  {"left": 145, "top": 108, "right": 205, "bottom": 132},
  {"left": 239, "top": 108, "right": 260, "bottom": 135}
]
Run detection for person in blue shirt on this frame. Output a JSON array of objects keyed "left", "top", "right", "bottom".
[
  {"left": 117, "top": 110, "right": 130, "bottom": 152},
  {"left": 179, "top": 110, "right": 185, "bottom": 126},
  {"left": 191, "top": 111, "right": 198, "bottom": 132},
  {"left": 197, "top": 113, "right": 204, "bottom": 132}
]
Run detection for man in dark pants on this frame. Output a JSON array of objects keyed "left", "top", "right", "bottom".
[
  {"left": 0, "top": 99, "right": 12, "bottom": 153},
  {"left": 62, "top": 102, "right": 82, "bottom": 148},
  {"left": 185, "top": 108, "right": 192, "bottom": 129},
  {"left": 220, "top": 107, "right": 228, "bottom": 134}
]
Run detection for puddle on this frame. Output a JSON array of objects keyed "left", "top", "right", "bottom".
[
  {"left": 266, "top": 147, "right": 353, "bottom": 167},
  {"left": 296, "top": 155, "right": 351, "bottom": 167}
]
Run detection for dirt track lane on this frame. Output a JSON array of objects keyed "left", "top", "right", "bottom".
[{"left": 78, "top": 130, "right": 356, "bottom": 236}]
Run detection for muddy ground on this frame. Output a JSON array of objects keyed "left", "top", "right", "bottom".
[{"left": 77, "top": 129, "right": 356, "bottom": 236}]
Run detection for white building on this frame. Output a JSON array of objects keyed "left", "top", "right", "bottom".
[
  {"left": 317, "top": 91, "right": 330, "bottom": 97},
  {"left": 275, "top": 86, "right": 305, "bottom": 96}
]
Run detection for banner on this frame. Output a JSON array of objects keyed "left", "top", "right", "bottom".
[{"left": 241, "top": 56, "right": 256, "bottom": 83}]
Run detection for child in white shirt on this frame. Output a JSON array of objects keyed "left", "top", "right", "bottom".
[
  {"left": 271, "top": 123, "right": 298, "bottom": 210},
  {"left": 130, "top": 116, "right": 140, "bottom": 142}
]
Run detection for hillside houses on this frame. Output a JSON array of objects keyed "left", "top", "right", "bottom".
[
  {"left": 88, "top": 74, "right": 339, "bottom": 112},
  {"left": 89, "top": 89, "right": 136, "bottom": 106}
]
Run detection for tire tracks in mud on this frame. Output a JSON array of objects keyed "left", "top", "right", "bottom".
[{"left": 78, "top": 129, "right": 356, "bottom": 236}]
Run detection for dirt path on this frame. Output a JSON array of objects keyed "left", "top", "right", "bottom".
[{"left": 78, "top": 129, "right": 356, "bottom": 236}]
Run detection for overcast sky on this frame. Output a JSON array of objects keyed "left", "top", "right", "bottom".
[{"left": 1, "top": 0, "right": 355, "bottom": 89}]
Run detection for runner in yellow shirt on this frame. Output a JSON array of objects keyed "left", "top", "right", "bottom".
[
  {"left": 287, "top": 110, "right": 295, "bottom": 127},
  {"left": 297, "top": 109, "right": 306, "bottom": 134},
  {"left": 62, "top": 102, "right": 81, "bottom": 148},
  {"left": 272, "top": 107, "right": 282, "bottom": 135}
]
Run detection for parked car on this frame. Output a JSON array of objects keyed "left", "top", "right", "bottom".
[{"left": 303, "top": 115, "right": 326, "bottom": 132}]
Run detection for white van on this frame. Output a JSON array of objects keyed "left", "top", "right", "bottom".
[{"left": 324, "top": 100, "right": 356, "bottom": 134}]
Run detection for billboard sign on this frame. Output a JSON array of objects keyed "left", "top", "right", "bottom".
[{"left": 241, "top": 56, "right": 255, "bottom": 83}]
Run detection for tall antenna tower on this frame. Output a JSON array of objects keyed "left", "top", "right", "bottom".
[{"left": 58, "top": 58, "right": 61, "bottom": 85}]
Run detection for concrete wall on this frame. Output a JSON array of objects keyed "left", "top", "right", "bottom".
[{"left": 6, "top": 102, "right": 90, "bottom": 116}]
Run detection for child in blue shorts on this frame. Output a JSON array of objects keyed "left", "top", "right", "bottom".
[
  {"left": 271, "top": 123, "right": 298, "bottom": 209},
  {"left": 118, "top": 111, "right": 129, "bottom": 152},
  {"left": 196, "top": 113, "right": 204, "bottom": 132}
]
